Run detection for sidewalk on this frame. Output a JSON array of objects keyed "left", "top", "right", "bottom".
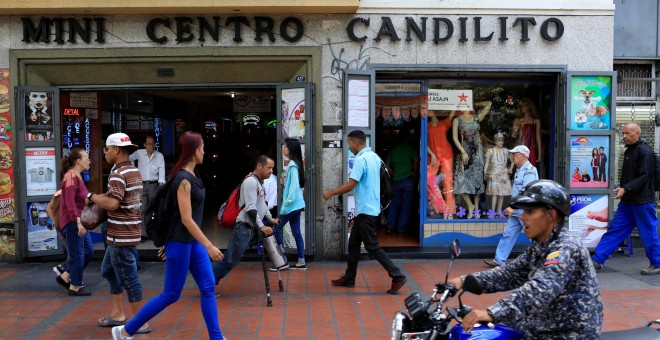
[{"left": 0, "top": 249, "right": 657, "bottom": 339}]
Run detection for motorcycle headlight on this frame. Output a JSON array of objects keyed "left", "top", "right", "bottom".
[
  {"left": 404, "top": 293, "right": 429, "bottom": 320},
  {"left": 391, "top": 312, "right": 408, "bottom": 339}
]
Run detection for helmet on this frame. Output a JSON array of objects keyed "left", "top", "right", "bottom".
[{"left": 510, "top": 180, "right": 570, "bottom": 217}]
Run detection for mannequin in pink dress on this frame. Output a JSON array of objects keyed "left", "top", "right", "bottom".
[
  {"left": 512, "top": 98, "right": 542, "bottom": 167},
  {"left": 426, "top": 110, "right": 455, "bottom": 218}
]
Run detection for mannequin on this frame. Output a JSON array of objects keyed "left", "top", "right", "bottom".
[
  {"left": 484, "top": 132, "right": 512, "bottom": 214},
  {"left": 452, "top": 101, "right": 491, "bottom": 219},
  {"left": 512, "top": 98, "right": 542, "bottom": 167},
  {"left": 426, "top": 110, "right": 456, "bottom": 218}
]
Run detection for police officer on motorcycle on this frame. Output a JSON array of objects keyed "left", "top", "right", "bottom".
[{"left": 447, "top": 180, "right": 603, "bottom": 339}]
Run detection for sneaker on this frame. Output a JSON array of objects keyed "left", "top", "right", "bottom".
[
  {"left": 111, "top": 325, "right": 133, "bottom": 340},
  {"left": 331, "top": 275, "right": 355, "bottom": 287},
  {"left": 483, "top": 259, "right": 500, "bottom": 268},
  {"left": 268, "top": 264, "right": 290, "bottom": 272},
  {"left": 387, "top": 277, "right": 407, "bottom": 294},
  {"left": 592, "top": 259, "right": 602, "bottom": 271},
  {"left": 52, "top": 265, "right": 65, "bottom": 276},
  {"left": 290, "top": 263, "right": 306, "bottom": 270},
  {"left": 641, "top": 265, "right": 660, "bottom": 275}
]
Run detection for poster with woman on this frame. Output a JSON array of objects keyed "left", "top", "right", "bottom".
[
  {"left": 569, "top": 136, "right": 610, "bottom": 188},
  {"left": 568, "top": 194, "right": 608, "bottom": 248},
  {"left": 570, "top": 75, "right": 612, "bottom": 131},
  {"left": 25, "top": 91, "right": 55, "bottom": 141}
]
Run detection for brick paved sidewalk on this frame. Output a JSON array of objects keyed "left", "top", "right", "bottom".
[{"left": 0, "top": 251, "right": 658, "bottom": 339}]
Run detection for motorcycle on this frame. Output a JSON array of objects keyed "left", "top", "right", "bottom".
[{"left": 390, "top": 239, "right": 660, "bottom": 340}]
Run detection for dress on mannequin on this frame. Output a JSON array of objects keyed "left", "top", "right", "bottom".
[
  {"left": 452, "top": 101, "right": 491, "bottom": 218},
  {"left": 484, "top": 133, "right": 512, "bottom": 215},
  {"left": 426, "top": 110, "right": 455, "bottom": 217},
  {"left": 512, "top": 98, "right": 542, "bottom": 167}
]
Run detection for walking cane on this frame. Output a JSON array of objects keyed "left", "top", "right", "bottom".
[{"left": 256, "top": 230, "right": 273, "bottom": 307}]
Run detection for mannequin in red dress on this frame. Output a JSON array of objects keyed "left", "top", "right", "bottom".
[
  {"left": 512, "top": 98, "right": 542, "bottom": 167},
  {"left": 426, "top": 110, "right": 455, "bottom": 218}
]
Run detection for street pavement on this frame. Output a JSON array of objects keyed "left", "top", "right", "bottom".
[{"left": 0, "top": 249, "right": 657, "bottom": 339}]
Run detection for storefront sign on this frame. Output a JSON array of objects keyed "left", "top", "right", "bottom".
[
  {"left": 428, "top": 89, "right": 473, "bottom": 111},
  {"left": 69, "top": 92, "right": 98, "bottom": 108},
  {"left": 569, "top": 136, "right": 609, "bottom": 189},
  {"left": 376, "top": 83, "right": 422, "bottom": 93},
  {"left": 243, "top": 115, "right": 261, "bottom": 126},
  {"left": 233, "top": 95, "right": 272, "bottom": 113},
  {"left": 568, "top": 194, "right": 608, "bottom": 248},
  {"left": 25, "top": 148, "right": 57, "bottom": 197},
  {"left": 20, "top": 15, "right": 564, "bottom": 45}
]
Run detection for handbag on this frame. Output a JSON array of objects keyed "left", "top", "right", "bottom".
[{"left": 80, "top": 203, "right": 107, "bottom": 230}]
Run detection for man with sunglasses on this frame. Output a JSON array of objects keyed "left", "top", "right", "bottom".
[
  {"left": 130, "top": 135, "right": 165, "bottom": 240},
  {"left": 446, "top": 180, "right": 603, "bottom": 338},
  {"left": 89, "top": 133, "right": 151, "bottom": 334},
  {"left": 213, "top": 155, "right": 279, "bottom": 287}
]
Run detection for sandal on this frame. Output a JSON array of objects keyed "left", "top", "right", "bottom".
[
  {"left": 55, "top": 276, "right": 70, "bottom": 290},
  {"left": 98, "top": 316, "right": 127, "bottom": 327}
]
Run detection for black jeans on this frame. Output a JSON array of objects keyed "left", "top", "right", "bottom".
[{"left": 344, "top": 214, "right": 404, "bottom": 282}]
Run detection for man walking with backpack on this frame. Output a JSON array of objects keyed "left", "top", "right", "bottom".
[
  {"left": 592, "top": 123, "right": 660, "bottom": 275},
  {"left": 213, "top": 155, "right": 279, "bottom": 286},
  {"left": 323, "top": 130, "right": 407, "bottom": 294}
]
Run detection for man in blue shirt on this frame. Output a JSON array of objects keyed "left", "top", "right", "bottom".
[
  {"left": 484, "top": 145, "right": 539, "bottom": 267},
  {"left": 323, "top": 130, "right": 407, "bottom": 294}
]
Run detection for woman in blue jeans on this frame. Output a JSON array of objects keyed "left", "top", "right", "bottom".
[
  {"left": 57, "top": 147, "right": 94, "bottom": 296},
  {"left": 273, "top": 138, "right": 306, "bottom": 269},
  {"left": 112, "top": 132, "right": 226, "bottom": 340}
]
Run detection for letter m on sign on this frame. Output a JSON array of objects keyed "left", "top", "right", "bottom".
[{"left": 22, "top": 18, "right": 51, "bottom": 43}]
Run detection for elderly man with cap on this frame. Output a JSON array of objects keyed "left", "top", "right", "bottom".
[
  {"left": 484, "top": 145, "right": 539, "bottom": 267},
  {"left": 89, "top": 133, "right": 151, "bottom": 334}
]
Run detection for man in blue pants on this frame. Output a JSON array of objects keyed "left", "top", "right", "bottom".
[
  {"left": 484, "top": 145, "right": 538, "bottom": 267},
  {"left": 592, "top": 123, "right": 660, "bottom": 275}
]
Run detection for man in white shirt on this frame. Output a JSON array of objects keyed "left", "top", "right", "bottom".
[
  {"left": 129, "top": 135, "right": 166, "bottom": 239},
  {"left": 263, "top": 173, "right": 278, "bottom": 218}
]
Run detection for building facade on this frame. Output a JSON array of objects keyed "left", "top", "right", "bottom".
[{"left": 0, "top": 0, "right": 616, "bottom": 261}]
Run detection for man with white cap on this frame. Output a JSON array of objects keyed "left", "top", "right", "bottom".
[
  {"left": 88, "top": 133, "right": 151, "bottom": 334},
  {"left": 484, "top": 145, "right": 539, "bottom": 267}
]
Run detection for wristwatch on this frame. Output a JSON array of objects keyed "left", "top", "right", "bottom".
[{"left": 86, "top": 192, "right": 94, "bottom": 200}]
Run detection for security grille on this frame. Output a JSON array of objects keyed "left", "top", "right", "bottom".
[{"left": 614, "top": 64, "right": 654, "bottom": 99}]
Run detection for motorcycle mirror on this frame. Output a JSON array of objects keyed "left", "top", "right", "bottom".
[
  {"left": 449, "top": 239, "right": 461, "bottom": 260},
  {"left": 463, "top": 275, "right": 483, "bottom": 295}
]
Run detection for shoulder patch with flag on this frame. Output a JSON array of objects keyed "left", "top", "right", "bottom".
[{"left": 544, "top": 251, "right": 561, "bottom": 266}]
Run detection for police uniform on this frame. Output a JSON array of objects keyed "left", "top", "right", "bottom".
[{"left": 473, "top": 224, "right": 603, "bottom": 339}]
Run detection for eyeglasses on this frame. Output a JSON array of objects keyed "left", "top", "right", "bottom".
[{"left": 144, "top": 143, "right": 155, "bottom": 146}]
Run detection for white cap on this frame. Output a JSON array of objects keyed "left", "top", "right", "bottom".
[
  {"left": 106, "top": 133, "right": 137, "bottom": 149},
  {"left": 508, "top": 145, "right": 530, "bottom": 158}
]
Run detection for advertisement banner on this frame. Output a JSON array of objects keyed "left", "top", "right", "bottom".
[
  {"left": 281, "top": 88, "right": 305, "bottom": 139},
  {"left": 26, "top": 201, "right": 58, "bottom": 252},
  {"left": 25, "top": 91, "right": 55, "bottom": 141},
  {"left": 0, "top": 69, "right": 15, "bottom": 225},
  {"left": 570, "top": 75, "right": 612, "bottom": 131},
  {"left": 569, "top": 136, "right": 610, "bottom": 188},
  {"left": 233, "top": 95, "right": 271, "bottom": 113},
  {"left": 428, "top": 89, "right": 473, "bottom": 111},
  {"left": 25, "top": 148, "right": 57, "bottom": 196},
  {"left": 568, "top": 194, "right": 609, "bottom": 248}
]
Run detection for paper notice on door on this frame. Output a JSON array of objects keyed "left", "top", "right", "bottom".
[{"left": 347, "top": 79, "right": 370, "bottom": 127}]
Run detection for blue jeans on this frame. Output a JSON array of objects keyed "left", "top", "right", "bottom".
[
  {"left": 101, "top": 244, "right": 143, "bottom": 302},
  {"left": 387, "top": 176, "right": 414, "bottom": 233},
  {"left": 213, "top": 222, "right": 255, "bottom": 284},
  {"left": 274, "top": 209, "right": 305, "bottom": 261},
  {"left": 124, "top": 241, "right": 223, "bottom": 339},
  {"left": 593, "top": 202, "right": 660, "bottom": 267},
  {"left": 494, "top": 210, "right": 530, "bottom": 265},
  {"left": 63, "top": 222, "right": 94, "bottom": 286},
  {"left": 101, "top": 222, "right": 140, "bottom": 268}
]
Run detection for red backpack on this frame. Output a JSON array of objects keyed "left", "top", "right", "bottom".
[{"left": 217, "top": 174, "right": 256, "bottom": 228}]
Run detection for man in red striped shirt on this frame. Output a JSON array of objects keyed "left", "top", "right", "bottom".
[{"left": 89, "top": 133, "right": 151, "bottom": 333}]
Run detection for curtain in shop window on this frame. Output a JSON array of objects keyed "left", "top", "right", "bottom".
[{"left": 376, "top": 94, "right": 428, "bottom": 127}]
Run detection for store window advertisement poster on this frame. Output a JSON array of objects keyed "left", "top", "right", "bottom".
[
  {"left": 568, "top": 194, "right": 608, "bottom": 248},
  {"left": 570, "top": 75, "right": 612, "bottom": 131},
  {"left": 26, "top": 148, "right": 57, "bottom": 196},
  {"left": 26, "top": 201, "right": 58, "bottom": 252},
  {"left": 0, "top": 69, "right": 15, "bottom": 225},
  {"left": 569, "top": 136, "right": 609, "bottom": 188}
]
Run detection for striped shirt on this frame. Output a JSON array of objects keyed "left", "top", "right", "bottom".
[{"left": 106, "top": 161, "right": 143, "bottom": 246}]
